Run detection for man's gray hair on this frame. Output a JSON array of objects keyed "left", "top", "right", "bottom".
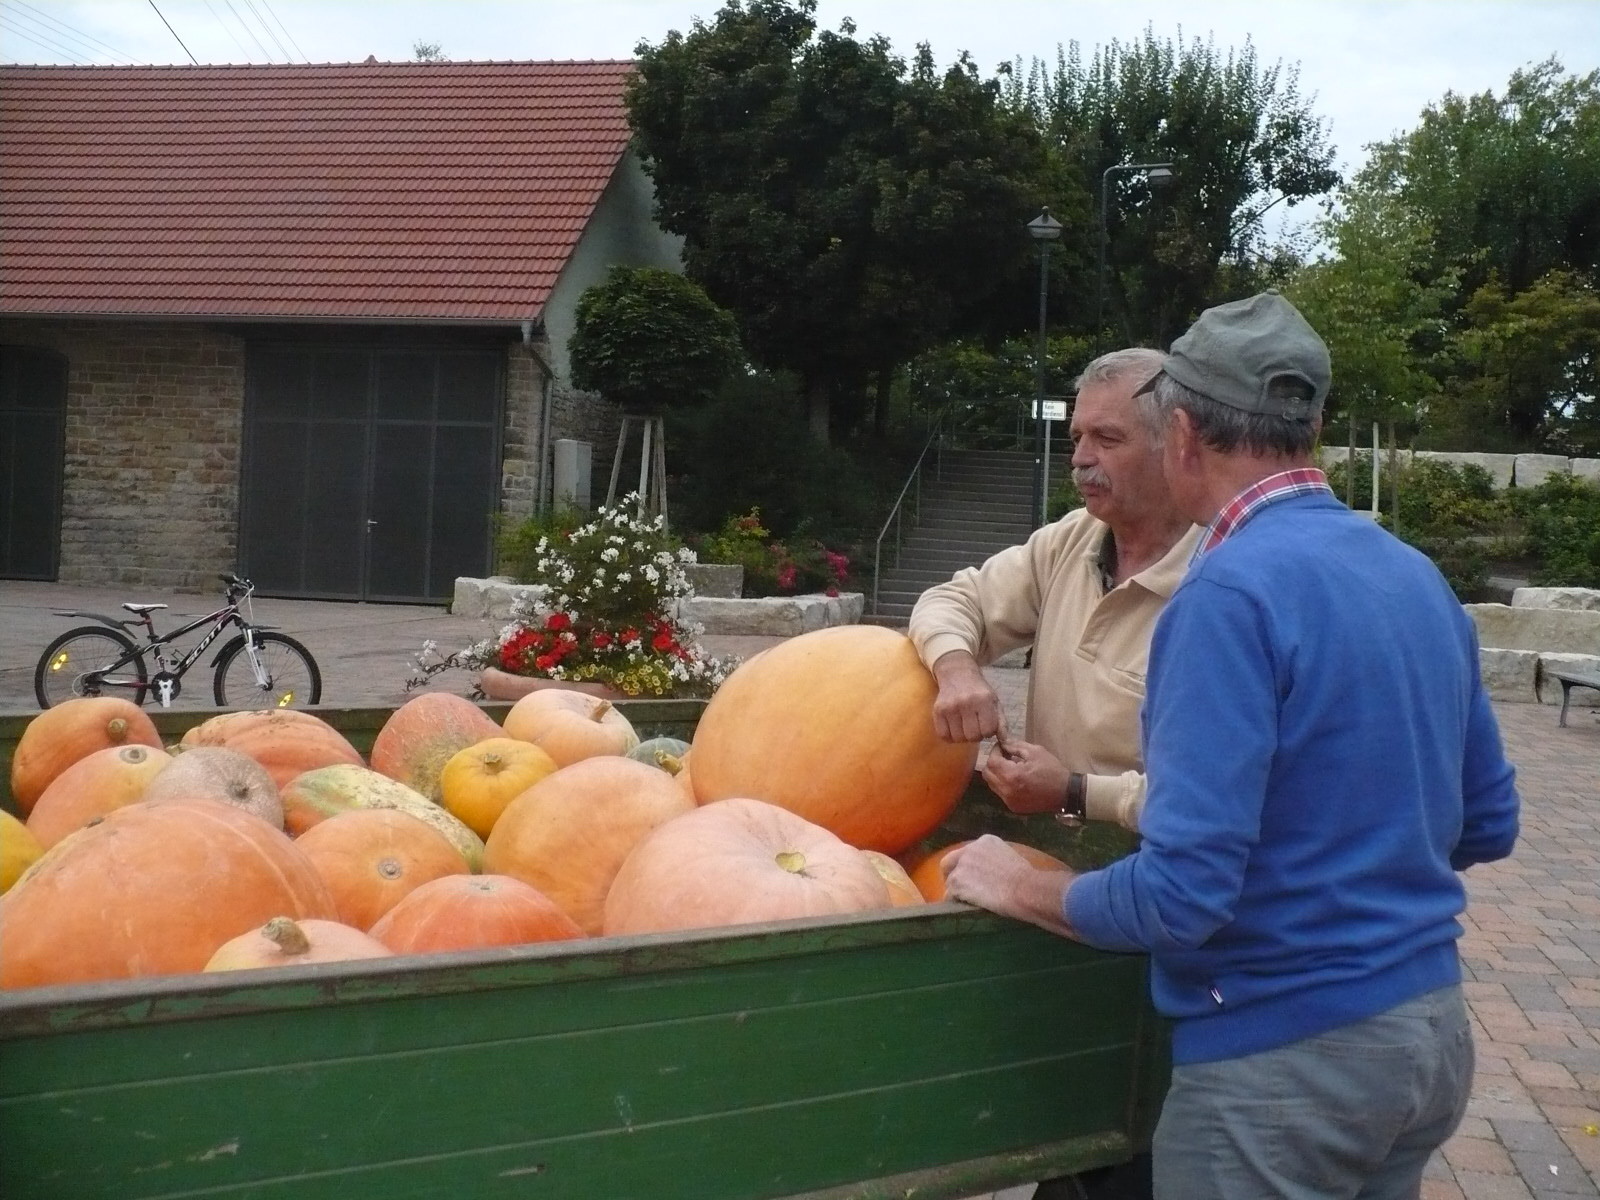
[
  {"left": 1073, "top": 347, "right": 1165, "bottom": 393},
  {"left": 1145, "top": 372, "right": 1319, "bottom": 457}
]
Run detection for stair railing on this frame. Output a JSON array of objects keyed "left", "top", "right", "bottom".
[{"left": 871, "top": 416, "right": 946, "bottom": 617}]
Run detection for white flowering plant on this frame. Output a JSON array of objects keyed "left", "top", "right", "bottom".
[{"left": 407, "top": 496, "right": 736, "bottom": 698}]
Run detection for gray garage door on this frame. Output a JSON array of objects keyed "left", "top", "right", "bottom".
[{"left": 240, "top": 343, "right": 502, "bottom": 603}]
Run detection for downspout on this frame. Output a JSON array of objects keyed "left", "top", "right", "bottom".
[{"left": 521, "top": 320, "right": 555, "bottom": 518}]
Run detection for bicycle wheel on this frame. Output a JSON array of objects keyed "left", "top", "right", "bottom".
[
  {"left": 35, "top": 626, "right": 149, "bottom": 708},
  {"left": 213, "top": 631, "right": 322, "bottom": 708}
]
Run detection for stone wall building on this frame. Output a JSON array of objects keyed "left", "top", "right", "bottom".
[{"left": 0, "top": 60, "right": 681, "bottom": 602}]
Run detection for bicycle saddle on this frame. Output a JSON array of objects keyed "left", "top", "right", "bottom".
[{"left": 122, "top": 603, "right": 169, "bottom": 615}]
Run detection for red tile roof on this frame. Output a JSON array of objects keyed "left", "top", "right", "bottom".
[{"left": 0, "top": 61, "right": 636, "bottom": 323}]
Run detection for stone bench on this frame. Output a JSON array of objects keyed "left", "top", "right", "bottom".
[{"left": 1469, "top": 588, "right": 1600, "bottom": 710}]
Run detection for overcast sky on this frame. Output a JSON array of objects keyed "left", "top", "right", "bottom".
[{"left": 4, "top": 0, "right": 1596, "bottom": 226}]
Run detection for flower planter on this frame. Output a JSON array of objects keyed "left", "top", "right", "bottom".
[{"left": 476, "top": 667, "right": 628, "bottom": 703}]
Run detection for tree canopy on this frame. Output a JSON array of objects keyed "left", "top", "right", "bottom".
[
  {"left": 628, "top": 0, "right": 1052, "bottom": 441},
  {"left": 568, "top": 267, "right": 743, "bottom": 413},
  {"left": 1003, "top": 27, "right": 1342, "bottom": 346}
]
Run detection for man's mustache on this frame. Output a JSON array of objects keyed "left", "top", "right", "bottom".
[{"left": 1074, "top": 466, "right": 1110, "bottom": 490}]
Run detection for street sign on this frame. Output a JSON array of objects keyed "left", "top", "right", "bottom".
[{"left": 1032, "top": 400, "right": 1068, "bottom": 422}]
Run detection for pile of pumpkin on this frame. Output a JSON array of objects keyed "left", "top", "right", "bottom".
[{"left": 0, "top": 627, "right": 1063, "bottom": 992}]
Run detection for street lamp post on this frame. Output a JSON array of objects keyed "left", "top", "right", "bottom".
[
  {"left": 1027, "top": 207, "right": 1062, "bottom": 529},
  {"left": 1095, "top": 161, "right": 1174, "bottom": 354}
]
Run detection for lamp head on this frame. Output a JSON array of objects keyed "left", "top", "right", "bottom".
[{"left": 1027, "top": 208, "right": 1063, "bottom": 241}]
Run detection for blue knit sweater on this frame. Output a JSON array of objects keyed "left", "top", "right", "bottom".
[{"left": 1065, "top": 491, "right": 1519, "bottom": 1065}]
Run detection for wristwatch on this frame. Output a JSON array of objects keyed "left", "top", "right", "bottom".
[{"left": 1055, "top": 772, "right": 1087, "bottom": 827}]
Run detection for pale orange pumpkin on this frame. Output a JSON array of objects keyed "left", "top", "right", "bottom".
[
  {"left": 369, "top": 692, "right": 503, "bottom": 804},
  {"left": 180, "top": 709, "right": 362, "bottom": 789},
  {"left": 25, "top": 743, "right": 174, "bottom": 849},
  {"left": 861, "top": 850, "right": 925, "bottom": 907},
  {"left": 501, "top": 691, "right": 639, "bottom": 767},
  {"left": 483, "top": 756, "right": 693, "bottom": 935},
  {"left": 140, "top": 745, "right": 283, "bottom": 828},
  {"left": 688, "top": 626, "right": 977, "bottom": 854},
  {"left": 293, "top": 808, "right": 469, "bottom": 930},
  {"left": 907, "top": 840, "right": 1069, "bottom": 902},
  {"left": 369, "top": 874, "right": 585, "bottom": 955},
  {"left": 9, "top": 697, "right": 163, "bottom": 815},
  {"left": 279, "top": 763, "right": 485, "bottom": 871},
  {"left": 439, "top": 737, "right": 559, "bottom": 839},
  {"left": 204, "top": 917, "right": 393, "bottom": 971},
  {"left": 0, "top": 797, "right": 335, "bottom": 988},
  {"left": 603, "top": 798, "right": 893, "bottom": 936}
]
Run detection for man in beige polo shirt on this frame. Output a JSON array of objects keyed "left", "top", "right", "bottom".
[{"left": 909, "top": 347, "right": 1200, "bottom": 832}]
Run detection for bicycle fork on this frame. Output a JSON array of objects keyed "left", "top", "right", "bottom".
[{"left": 241, "top": 630, "right": 291, "bottom": 707}]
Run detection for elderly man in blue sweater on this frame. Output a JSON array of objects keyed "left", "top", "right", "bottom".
[{"left": 944, "top": 291, "right": 1520, "bottom": 1199}]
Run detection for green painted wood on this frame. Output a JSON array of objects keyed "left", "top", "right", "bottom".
[
  {"left": 0, "top": 914, "right": 1163, "bottom": 1200},
  {"left": 0, "top": 697, "right": 1169, "bottom": 1198}
]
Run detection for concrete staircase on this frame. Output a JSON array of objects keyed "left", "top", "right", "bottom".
[{"left": 867, "top": 448, "right": 1071, "bottom": 626}]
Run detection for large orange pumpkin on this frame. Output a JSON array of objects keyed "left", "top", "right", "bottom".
[
  {"left": 25, "top": 742, "right": 174, "bottom": 849},
  {"left": 603, "top": 798, "right": 893, "bottom": 936},
  {"left": 0, "top": 797, "right": 335, "bottom": 988},
  {"left": 369, "top": 874, "right": 584, "bottom": 955},
  {"left": 279, "top": 763, "right": 485, "bottom": 870},
  {"left": 369, "top": 692, "right": 503, "bottom": 804},
  {"left": 140, "top": 746, "right": 283, "bottom": 828},
  {"left": 180, "top": 709, "right": 362, "bottom": 789},
  {"left": 483, "top": 756, "right": 693, "bottom": 935},
  {"left": 9, "top": 697, "right": 163, "bottom": 815},
  {"left": 689, "top": 626, "right": 978, "bottom": 854},
  {"left": 205, "top": 917, "right": 393, "bottom": 971},
  {"left": 294, "top": 808, "right": 469, "bottom": 930},
  {"left": 501, "top": 692, "right": 639, "bottom": 766},
  {"left": 907, "top": 840, "right": 1069, "bottom": 902},
  {"left": 439, "top": 737, "right": 559, "bottom": 839}
]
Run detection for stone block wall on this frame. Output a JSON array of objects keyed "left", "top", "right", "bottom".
[
  {"left": 1316, "top": 445, "right": 1600, "bottom": 491},
  {"left": 498, "top": 343, "right": 546, "bottom": 525},
  {"left": 1, "top": 318, "right": 246, "bottom": 590}
]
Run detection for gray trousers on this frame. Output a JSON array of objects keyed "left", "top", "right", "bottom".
[{"left": 1151, "top": 985, "right": 1474, "bottom": 1200}]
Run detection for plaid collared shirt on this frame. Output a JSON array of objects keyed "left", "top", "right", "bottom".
[{"left": 1191, "top": 467, "right": 1334, "bottom": 563}]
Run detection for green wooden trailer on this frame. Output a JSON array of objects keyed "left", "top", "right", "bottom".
[{"left": 0, "top": 700, "right": 1166, "bottom": 1200}]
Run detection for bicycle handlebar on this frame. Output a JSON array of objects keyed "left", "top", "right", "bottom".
[{"left": 218, "top": 573, "right": 254, "bottom": 598}]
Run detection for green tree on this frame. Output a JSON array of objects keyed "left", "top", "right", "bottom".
[
  {"left": 568, "top": 267, "right": 742, "bottom": 413},
  {"left": 1446, "top": 270, "right": 1600, "bottom": 453},
  {"left": 1005, "top": 28, "right": 1341, "bottom": 346},
  {"left": 627, "top": 0, "right": 1053, "bottom": 442},
  {"left": 1358, "top": 60, "right": 1600, "bottom": 299},
  {"left": 1284, "top": 185, "right": 1455, "bottom": 438}
]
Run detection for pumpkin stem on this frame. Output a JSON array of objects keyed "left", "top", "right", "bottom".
[
  {"left": 261, "top": 917, "right": 311, "bottom": 956},
  {"left": 125, "top": 746, "right": 148, "bottom": 763},
  {"left": 590, "top": 700, "right": 613, "bottom": 723},
  {"left": 657, "top": 752, "right": 683, "bottom": 776},
  {"left": 481, "top": 752, "right": 504, "bottom": 773},
  {"left": 106, "top": 717, "right": 129, "bottom": 744},
  {"left": 775, "top": 850, "right": 807, "bottom": 874}
]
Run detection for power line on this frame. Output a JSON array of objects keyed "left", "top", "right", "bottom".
[
  {"left": 222, "top": 0, "right": 274, "bottom": 60},
  {"left": 0, "top": 13, "right": 91, "bottom": 63},
  {"left": 200, "top": 0, "right": 250, "bottom": 60},
  {"left": 147, "top": 0, "right": 198, "bottom": 64},
  {"left": 241, "top": 0, "right": 291, "bottom": 62},
  {"left": 4, "top": 0, "right": 140, "bottom": 63},
  {"left": 257, "top": 0, "right": 309, "bottom": 63}
]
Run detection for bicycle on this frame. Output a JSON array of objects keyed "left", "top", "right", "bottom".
[{"left": 34, "top": 574, "right": 322, "bottom": 710}]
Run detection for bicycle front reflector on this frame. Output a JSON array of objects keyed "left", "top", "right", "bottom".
[
  {"left": 51, "top": 652, "right": 69, "bottom": 671},
  {"left": 277, "top": 693, "right": 294, "bottom": 708}
]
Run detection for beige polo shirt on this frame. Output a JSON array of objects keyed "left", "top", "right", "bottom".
[{"left": 908, "top": 509, "right": 1200, "bottom": 831}]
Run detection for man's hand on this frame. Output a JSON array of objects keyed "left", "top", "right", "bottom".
[
  {"left": 942, "top": 834, "right": 1079, "bottom": 938},
  {"left": 982, "top": 734, "right": 1070, "bottom": 815},
  {"left": 931, "top": 650, "right": 1000, "bottom": 743}
]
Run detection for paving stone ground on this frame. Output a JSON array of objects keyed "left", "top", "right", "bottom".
[{"left": 1, "top": 580, "right": 1596, "bottom": 1197}]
